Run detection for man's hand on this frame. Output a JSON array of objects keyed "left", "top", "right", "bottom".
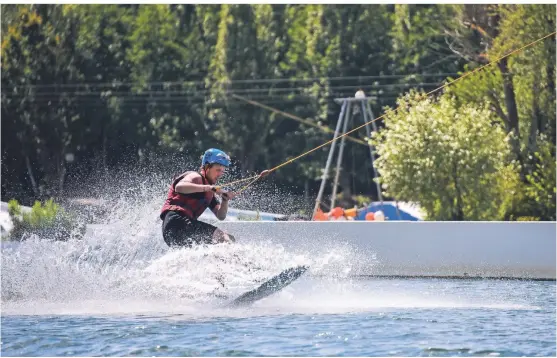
[
  {"left": 259, "top": 170, "right": 271, "bottom": 178},
  {"left": 221, "top": 191, "right": 237, "bottom": 201},
  {"left": 207, "top": 185, "right": 223, "bottom": 194}
]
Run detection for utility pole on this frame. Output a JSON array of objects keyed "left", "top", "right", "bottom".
[{"left": 312, "top": 92, "right": 383, "bottom": 219}]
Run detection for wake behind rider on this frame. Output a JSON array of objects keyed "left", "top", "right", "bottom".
[{"left": 160, "top": 148, "right": 237, "bottom": 248}]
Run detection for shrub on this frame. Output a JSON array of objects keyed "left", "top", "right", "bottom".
[{"left": 7, "top": 199, "right": 85, "bottom": 241}]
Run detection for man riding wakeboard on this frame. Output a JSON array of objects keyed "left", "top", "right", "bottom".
[{"left": 160, "top": 148, "right": 238, "bottom": 248}]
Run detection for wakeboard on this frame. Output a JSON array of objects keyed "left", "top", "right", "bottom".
[{"left": 228, "top": 265, "right": 308, "bottom": 307}]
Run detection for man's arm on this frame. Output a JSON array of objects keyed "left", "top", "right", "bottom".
[
  {"left": 212, "top": 192, "right": 236, "bottom": 220},
  {"left": 175, "top": 173, "right": 212, "bottom": 194},
  {"left": 213, "top": 198, "right": 228, "bottom": 221}
]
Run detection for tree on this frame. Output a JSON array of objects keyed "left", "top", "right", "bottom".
[
  {"left": 492, "top": 5, "right": 556, "bottom": 155},
  {"left": 390, "top": 4, "right": 463, "bottom": 76},
  {"left": 443, "top": 4, "right": 556, "bottom": 177},
  {"left": 371, "top": 92, "right": 520, "bottom": 220},
  {"left": 444, "top": 5, "right": 556, "bottom": 219},
  {"left": 206, "top": 4, "right": 294, "bottom": 174},
  {"left": 522, "top": 137, "right": 556, "bottom": 220},
  {"left": 1, "top": 4, "right": 552, "bottom": 220},
  {"left": 2, "top": 5, "right": 83, "bottom": 199},
  {"left": 65, "top": 4, "right": 134, "bottom": 173}
]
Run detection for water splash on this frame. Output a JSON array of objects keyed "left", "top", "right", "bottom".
[
  {"left": 2, "top": 166, "right": 361, "bottom": 315},
  {"left": 1, "top": 189, "right": 354, "bottom": 314}
]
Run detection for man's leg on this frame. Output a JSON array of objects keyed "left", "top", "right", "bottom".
[
  {"left": 213, "top": 228, "right": 236, "bottom": 243},
  {"left": 162, "top": 211, "right": 195, "bottom": 248},
  {"left": 162, "top": 212, "right": 235, "bottom": 247},
  {"left": 189, "top": 220, "right": 235, "bottom": 245}
]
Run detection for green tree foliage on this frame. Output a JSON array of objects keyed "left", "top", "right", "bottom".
[
  {"left": 7, "top": 199, "right": 85, "bottom": 241},
  {"left": 2, "top": 5, "right": 83, "bottom": 198},
  {"left": 206, "top": 4, "right": 287, "bottom": 173},
  {"left": 444, "top": 5, "right": 555, "bottom": 171},
  {"left": 443, "top": 4, "right": 556, "bottom": 219},
  {"left": 1, "top": 4, "right": 554, "bottom": 220},
  {"left": 522, "top": 137, "right": 556, "bottom": 220},
  {"left": 65, "top": 5, "right": 133, "bottom": 171},
  {"left": 390, "top": 4, "right": 463, "bottom": 75},
  {"left": 372, "top": 92, "right": 521, "bottom": 220}
]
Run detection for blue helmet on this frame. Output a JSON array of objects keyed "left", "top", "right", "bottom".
[{"left": 201, "top": 148, "right": 231, "bottom": 167}]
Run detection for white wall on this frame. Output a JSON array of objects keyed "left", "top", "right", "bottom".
[{"left": 216, "top": 221, "right": 557, "bottom": 279}]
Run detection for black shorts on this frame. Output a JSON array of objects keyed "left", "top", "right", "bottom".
[{"left": 162, "top": 211, "right": 218, "bottom": 248}]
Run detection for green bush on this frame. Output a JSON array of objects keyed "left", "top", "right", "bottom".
[
  {"left": 371, "top": 92, "right": 521, "bottom": 221},
  {"left": 7, "top": 199, "right": 85, "bottom": 241},
  {"left": 237, "top": 210, "right": 261, "bottom": 221},
  {"left": 515, "top": 216, "right": 541, "bottom": 222},
  {"left": 524, "top": 139, "right": 556, "bottom": 221}
]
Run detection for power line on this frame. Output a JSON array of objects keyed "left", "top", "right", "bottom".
[
  {"left": 3, "top": 82, "right": 442, "bottom": 99},
  {"left": 0, "top": 90, "right": 437, "bottom": 105},
  {"left": 2, "top": 94, "right": 406, "bottom": 105},
  {"left": 1, "top": 73, "right": 460, "bottom": 90},
  {"left": 228, "top": 31, "right": 557, "bottom": 193}
]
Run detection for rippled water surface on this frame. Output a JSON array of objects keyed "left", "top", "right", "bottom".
[
  {"left": 2, "top": 276, "right": 554, "bottom": 357},
  {"left": 1, "top": 215, "right": 554, "bottom": 356}
]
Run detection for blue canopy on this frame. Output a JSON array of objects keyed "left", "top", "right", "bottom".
[{"left": 355, "top": 201, "right": 423, "bottom": 221}]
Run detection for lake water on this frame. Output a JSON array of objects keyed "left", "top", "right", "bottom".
[{"left": 1, "top": 213, "right": 554, "bottom": 356}]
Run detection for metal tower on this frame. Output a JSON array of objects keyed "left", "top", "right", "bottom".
[{"left": 312, "top": 93, "right": 383, "bottom": 217}]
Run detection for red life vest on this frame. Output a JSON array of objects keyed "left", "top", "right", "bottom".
[{"left": 160, "top": 171, "right": 217, "bottom": 220}]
